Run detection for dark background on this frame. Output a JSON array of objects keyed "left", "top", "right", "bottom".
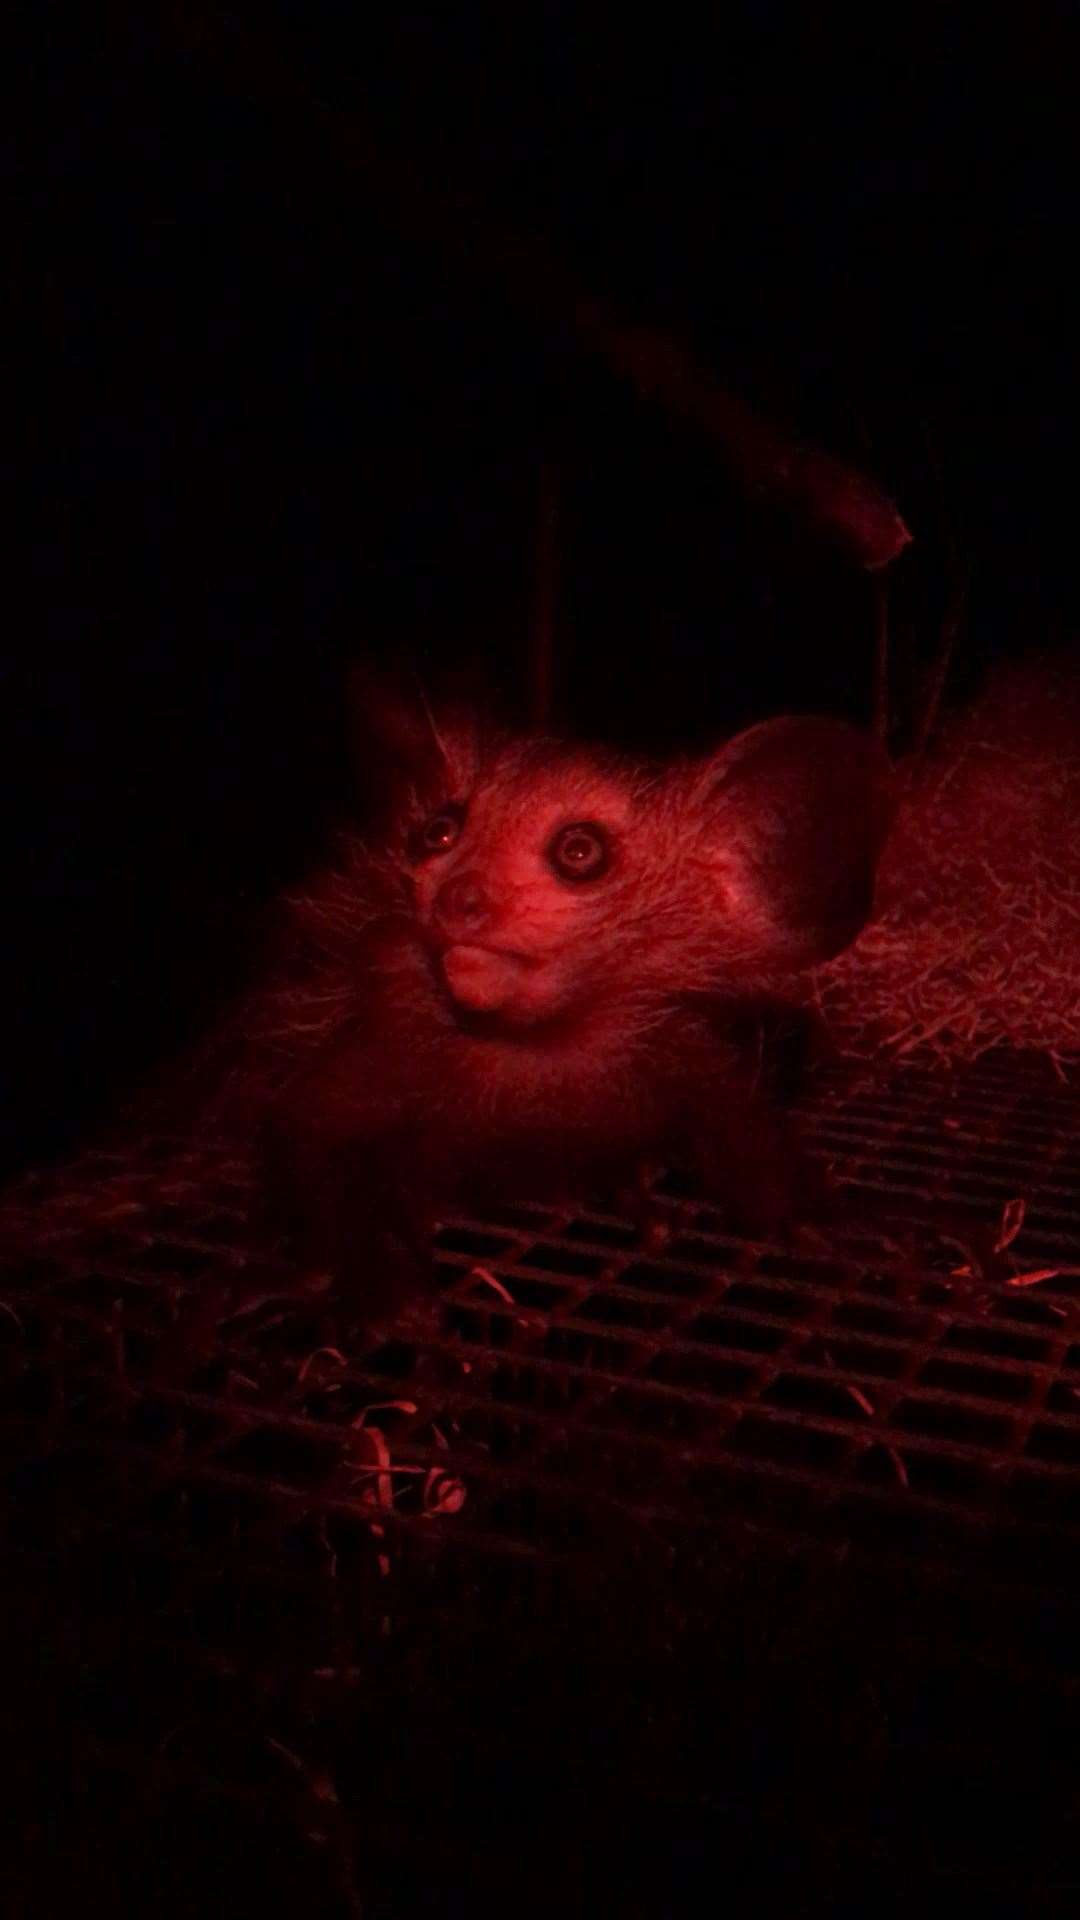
[{"left": 7, "top": 2, "right": 1079, "bottom": 1176}]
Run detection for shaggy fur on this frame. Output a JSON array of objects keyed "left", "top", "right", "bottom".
[{"left": 206, "top": 684, "right": 894, "bottom": 1318}]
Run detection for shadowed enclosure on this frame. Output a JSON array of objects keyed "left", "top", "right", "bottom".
[{"left": 6, "top": 4, "right": 1080, "bottom": 1916}]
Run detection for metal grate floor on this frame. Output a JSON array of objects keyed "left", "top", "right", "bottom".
[
  {"left": 7, "top": 1051, "right": 1079, "bottom": 1571},
  {"left": 3, "top": 1047, "right": 1080, "bottom": 1916}
]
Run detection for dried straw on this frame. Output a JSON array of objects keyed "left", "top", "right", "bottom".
[{"left": 812, "top": 654, "right": 1080, "bottom": 1070}]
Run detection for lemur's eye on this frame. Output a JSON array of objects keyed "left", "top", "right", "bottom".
[
  {"left": 547, "top": 822, "right": 611, "bottom": 883},
  {"left": 412, "top": 803, "right": 465, "bottom": 860}
]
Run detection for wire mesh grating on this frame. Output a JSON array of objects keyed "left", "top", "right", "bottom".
[
  {"left": 4, "top": 1046, "right": 1080, "bottom": 1915},
  {"left": 2, "top": 1048, "right": 1079, "bottom": 1596}
]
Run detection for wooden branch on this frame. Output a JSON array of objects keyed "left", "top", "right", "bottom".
[
  {"left": 871, "top": 573, "right": 891, "bottom": 743},
  {"left": 142, "top": 4, "right": 912, "bottom": 571},
  {"left": 529, "top": 452, "right": 560, "bottom": 728},
  {"left": 914, "top": 417, "right": 970, "bottom": 751}
]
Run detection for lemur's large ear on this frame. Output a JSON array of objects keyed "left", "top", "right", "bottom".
[
  {"left": 346, "top": 659, "right": 488, "bottom": 825},
  {"left": 694, "top": 715, "right": 896, "bottom": 970}
]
